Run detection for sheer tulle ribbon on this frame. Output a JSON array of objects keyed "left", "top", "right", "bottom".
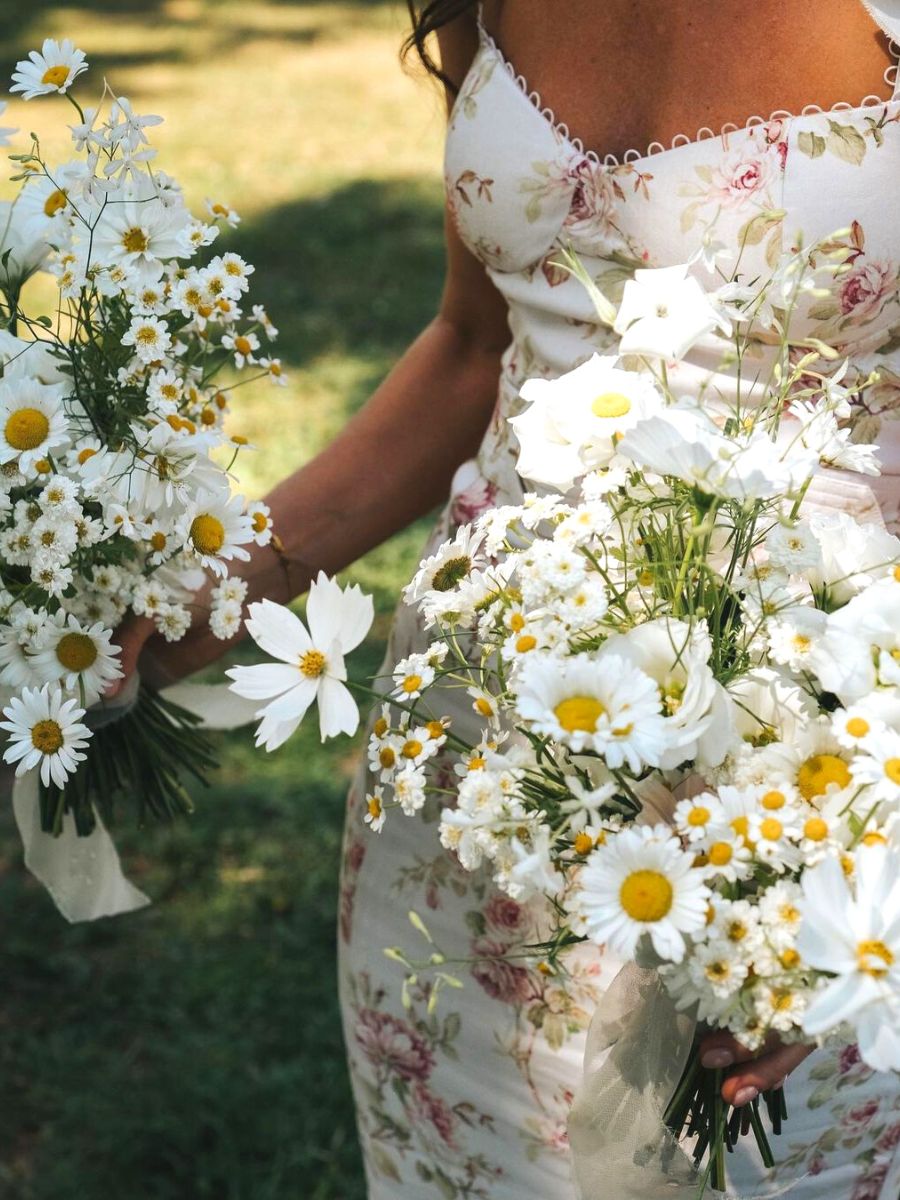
[{"left": 9, "top": 677, "right": 260, "bottom": 922}]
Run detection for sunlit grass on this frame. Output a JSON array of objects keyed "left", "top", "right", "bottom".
[{"left": 0, "top": 3, "right": 446, "bottom": 1196}]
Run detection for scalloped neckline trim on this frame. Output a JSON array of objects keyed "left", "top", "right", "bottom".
[{"left": 475, "top": 19, "right": 900, "bottom": 171}]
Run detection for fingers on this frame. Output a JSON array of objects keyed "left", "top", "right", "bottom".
[
  {"left": 107, "top": 615, "right": 155, "bottom": 697},
  {"left": 721, "top": 1043, "right": 814, "bottom": 1108},
  {"left": 699, "top": 1030, "right": 758, "bottom": 1069}
]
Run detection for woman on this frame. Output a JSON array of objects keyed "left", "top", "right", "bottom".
[{"left": 117, "top": 1, "right": 900, "bottom": 1194}]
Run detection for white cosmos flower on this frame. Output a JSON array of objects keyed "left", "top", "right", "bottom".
[
  {"left": 798, "top": 846, "right": 900, "bottom": 1069},
  {"left": 89, "top": 184, "right": 189, "bottom": 283},
  {"left": 515, "top": 652, "right": 668, "bottom": 772},
  {"left": 599, "top": 618, "right": 734, "bottom": 768},
  {"left": 613, "top": 264, "right": 730, "bottom": 361},
  {"left": 1, "top": 683, "right": 91, "bottom": 787},
  {"left": 571, "top": 824, "right": 710, "bottom": 961},
  {"left": 29, "top": 612, "right": 122, "bottom": 704},
  {"left": 11, "top": 39, "right": 88, "bottom": 100},
  {"left": 0, "top": 378, "right": 69, "bottom": 475},
  {"left": 510, "top": 354, "right": 664, "bottom": 490},
  {"left": 618, "top": 405, "right": 813, "bottom": 501},
  {"left": 226, "top": 573, "right": 374, "bottom": 747}
]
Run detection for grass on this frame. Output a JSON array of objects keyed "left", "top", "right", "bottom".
[{"left": 0, "top": 3, "right": 446, "bottom": 1197}]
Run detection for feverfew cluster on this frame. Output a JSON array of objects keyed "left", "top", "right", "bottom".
[{"left": 0, "top": 43, "right": 284, "bottom": 807}]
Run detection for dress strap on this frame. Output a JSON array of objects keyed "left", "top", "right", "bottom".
[{"left": 474, "top": 1, "right": 488, "bottom": 44}]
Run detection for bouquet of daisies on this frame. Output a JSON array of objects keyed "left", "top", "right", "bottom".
[
  {"left": 0, "top": 40, "right": 284, "bottom": 837},
  {"left": 231, "top": 232, "right": 900, "bottom": 1185}
]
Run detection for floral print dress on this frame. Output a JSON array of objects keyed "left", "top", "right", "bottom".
[{"left": 338, "top": 4, "right": 900, "bottom": 1196}]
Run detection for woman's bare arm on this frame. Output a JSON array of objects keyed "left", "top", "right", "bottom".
[{"left": 112, "top": 14, "right": 511, "bottom": 689}]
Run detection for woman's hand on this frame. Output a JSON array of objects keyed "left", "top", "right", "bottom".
[{"left": 699, "top": 1030, "right": 814, "bottom": 1107}]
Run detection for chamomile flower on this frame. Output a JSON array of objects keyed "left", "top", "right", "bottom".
[
  {"left": 515, "top": 652, "right": 667, "bottom": 772},
  {"left": 364, "top": 786, "right": 386, "bottom": 832},
  {"left": 674, "top": 793, "right": 724, "bottom": 844},
  {"left": 392, "top": 653, "right": 436, "bottom": 700},
  {"left": 222, "top": 330, "right": 259, "bottom": 368},
  {"left": 121, "top": 314, "right": 172, "bottom": 363},
  {"left": 246, "top": 500, "right": 274, "bottom": 547},
  {"left": 226, "top": 574, "right": 374, "bottom": 747},
  {"left": 1, "top": 683, "right": 91, "bottom": 787},
  {"left": 11, "top": 40, "right": 88, "bottom": 100},
  {"left": 205, "top": 198, "right": 241, "bottom": 228},
  {"left": 572, "top": 824, "right": 710, "bottom": 961},
  {"left": 0, "top": 378, "right": 69, "bottom": 475},
  {"left": 30, "top": 612, "right": 122, "bottom": 703},
  {"left": 178, "top": 489, "right": 254, "bottom": 576}
]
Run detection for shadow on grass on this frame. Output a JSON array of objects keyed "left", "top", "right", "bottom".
[{"left": 229, "top": 175, "right": 446, "bottom": 372}]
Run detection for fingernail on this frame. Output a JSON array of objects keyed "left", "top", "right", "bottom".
[
  {"left": 733, "top": 1086, "right": 759, "bottom": 1107},
  {"left": 701, "top": 1049, "right": 734, "bottom": 1069}
]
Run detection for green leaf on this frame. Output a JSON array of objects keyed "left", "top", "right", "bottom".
[
  {"left": 826, "top": 121, "right": 867, "bottom": 166},
  {"left": 797, "top": 130, "right": 826, "bottom": 159},
  {"left": 370, "top": 1145, "right": 402, "bottom": 1183}
]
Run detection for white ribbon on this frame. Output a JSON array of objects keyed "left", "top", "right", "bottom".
[{"left": 9, "top": 679, "right": 260, "bottom": 923}]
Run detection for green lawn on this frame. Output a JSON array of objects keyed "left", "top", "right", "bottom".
[{"left": 0, "top": 3, "right": 446, "bottom": 1197}]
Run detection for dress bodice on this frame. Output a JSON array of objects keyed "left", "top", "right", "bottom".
[{"left": 443, "top": 2, "right": 900, "bottom": 527}]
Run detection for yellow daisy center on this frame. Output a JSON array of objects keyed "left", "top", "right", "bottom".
[
  {"left": 759, "top": 817, "right": 783, "bottom": 841},
  {"left": 190, "top": 513, "right": 225, "bottom": 556},
  {"left": 379, "top": 747, "right": 396, "bottom": 769},
  {"left": 56, "top": 632, "right": 97, "bottom": 673},
  {"left": 299, "top": 650, "right": 326, "bottom": 679},
  {"left": 574, "top": 832, "right": 594, "bottom": 856},
  {"left": 43, "top": 188, "right": 68, "bottom": 217},
  {"left": 77, "top": 446, "right": 97, "bottom": 465},
  {"left": 6, "top": 407, "right": 49, "bottom": 451},
  {"left": 761, "top": 790, "right": 786, "bottom": 810},
  {"left": 234, "top": 336, "right": 253, "bottom": 356},
  {"left": 619, "top": 869, "right": 673, "bottom": 923},
  {"left": 857, "top": 939, "right": 894, "bottom": 978},
  {"left": 687, "top": 806, "right": 711, "bottom": 827},
  {"left": 41, "top": 65, "right": 70, "bottom": 88},
  {"left": 431, "top": 555, "right": 471, "bottom": 592},
  {"left": 884, "top": 758, "right": 900, "bottom": 785},
  {"left": 803, "top": 817, "right": 829, "bottom": 842},
  {"left": 474, "top": 696, "right": 494, "bottom": 717},
  {"left": 862, "top": 831, "right": 887, "bottom": 846},
  {"left": 708, "top": 842, "right": 733, "bottom": 867},
  {"left": 467, "top": 755, "right": 486, "bottom": 771},
  {"left": 516, "top": 635, "right": 537, "bottom": 653},
  {"left": 150, "top": 531, "right": 167, "bottom": 552},
  {"left": 797, "top": 754, "right": 850, "bottom": 801},
  {"left": 31, "top": 718, "right": 64, "bottom": 754},
  {"left": 367, "top": 794, "right": 382, "bottom": 819},
  {"left": 780, "top": 948, "right": 801, "bottom": 969},
  {"left": 373, "top": 717, "right": 389, "bottom": 738},
  {"left": 555, "top": 696, "right": 606, "bottom": 734},
  {"left": 122, "top": 227, "right": 150, "bottom": 254},
  {"left": 845, "top": 716, "right": 870, "bottom": 739},
  {"left": 591, "top": 392, "right": 632, "bottom": 419},
  {"left": 402, "top": 739, "right": 423, "bottom": 760},
  {"left": 426, "top": 720, "right": 445, "bottom": 739},
  {"left": 252, "top": 511, "right": 269, "bottom": 534},
  {"left": 402, "top": 674, "right": 422, "bottom": 695}
]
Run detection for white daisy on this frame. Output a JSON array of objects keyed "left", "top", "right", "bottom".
[
  {"left": 515, "top": 651, "right": 668, "bottom": 772},
  {"left": 121, "top": 314, "right": 172, "bottom": 364},
  {"left": 0, "top": 378, "right": 69, "bottom": 475},
  {"left": 177, "top": 489, "right": 254, "bottom": 577},
  {"left": 30, "top": 612, "right": 123, "bottom": 703},
  {"left": 851, "top": 729, "right": 900, "bottom": 808},
  {"left": 1, "top": 683, "right": 91, "bottom": 788},
  {"left": 226, "top": 573, "right": 374, "bottom": 747},
  {"left": 11, "top": 39, "right": 88, "bottom": 100},
  {"left": 572, "top": 824, "right": 710, "bottom": 962}
]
